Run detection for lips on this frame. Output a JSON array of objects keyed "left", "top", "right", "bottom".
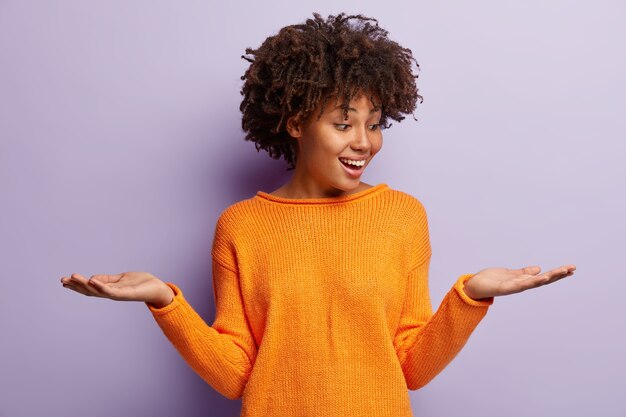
[
  {"left": 339, "top": 157, "right": 366, "bottom": 178},
  {"left": 338, "top": 157, "right": 366, "bottom": 167}
]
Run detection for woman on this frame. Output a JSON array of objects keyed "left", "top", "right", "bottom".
[{"left": 60, "top": 13, "right": 576, "bottom": 416}]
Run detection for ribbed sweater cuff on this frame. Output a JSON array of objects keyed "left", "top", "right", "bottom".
[
  {"left": 454, "top": 274, "right": 494, "bottom": 307},
  {"left": 146, "top": 282, "right": 184, "bottom": 315}
]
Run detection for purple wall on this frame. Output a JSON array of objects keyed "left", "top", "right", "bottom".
[{"left": 1, "top": 1, "right": 624, "bottom": 416}]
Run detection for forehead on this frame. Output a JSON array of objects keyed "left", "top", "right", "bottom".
[{"left": 324, "top": 94, "right": 382, "bottom": 115}]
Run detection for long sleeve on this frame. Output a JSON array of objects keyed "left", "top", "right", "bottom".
[
  {"left": 142, "top": 185, "right": 494, "bottom": 416},
  {"left": 393, "top": 257, "right": 493, "bottom": 390},
  {"left": 147, "top": 258, "right": 258, "bottom": 400}
]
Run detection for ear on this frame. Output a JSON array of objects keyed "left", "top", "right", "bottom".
[{"left": 285, "top": 115, "right": 304, "bottom": 138}]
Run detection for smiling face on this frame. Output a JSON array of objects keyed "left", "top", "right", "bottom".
[{"left": 282, "top": 93, "right": 384, "bottom": 198}]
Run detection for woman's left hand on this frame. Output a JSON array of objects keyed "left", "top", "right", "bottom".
[{"left": 463, "top": 264, "right": 576, "bottom": 300}]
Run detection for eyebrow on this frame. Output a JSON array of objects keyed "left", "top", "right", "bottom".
[{"left": 333, "top": 105, "right": 381, "bottom": 114}]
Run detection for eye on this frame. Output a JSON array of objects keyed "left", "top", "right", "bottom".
[
  {"left": 368, "top": 124, "right": 381, "bottom": 131},
  {"left": 334, "top": 124, "right": 350, "bottom": 131}
]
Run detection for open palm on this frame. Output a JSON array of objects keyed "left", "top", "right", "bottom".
[
  {"left": 463, "top": 264, "right": 576, "bottom": 300},
  {"left": 60, "top": 271, "right": 173, "bottom": 307}
]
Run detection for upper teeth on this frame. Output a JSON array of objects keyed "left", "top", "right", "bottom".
[{"left": 339, "top": 158, "right": 365, "bottom": 167}]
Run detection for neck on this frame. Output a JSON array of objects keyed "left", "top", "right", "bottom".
[{"left": 272, "top": 171, "right": 371, "bottom": 199}]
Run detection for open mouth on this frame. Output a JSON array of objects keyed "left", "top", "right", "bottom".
[{"left": 339, "top": 157, "right": 366, "bottom": 176}]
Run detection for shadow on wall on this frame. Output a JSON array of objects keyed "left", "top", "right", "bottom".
[
  {"left": 164, "top": 133, "right": 291, "bottom": 417},
  {"left": 218, "top": 133, "right": 293, "bottom": 204},
  {"left": 178, "top": 373, "right": 245, "bottom": 417}
]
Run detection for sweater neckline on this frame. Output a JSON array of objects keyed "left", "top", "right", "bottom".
[{"left": 255, "top": 183, "right": 389, "bottom": 205}]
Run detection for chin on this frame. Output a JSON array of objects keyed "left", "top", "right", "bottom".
[{"left": 331, "top": 179, "right": 362, "bottom": 195}]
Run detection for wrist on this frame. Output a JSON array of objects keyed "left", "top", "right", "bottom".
[
  {"left": 463, "top": 276, "right": 484, "bottom": 301},
  {"left": 151, "top": 284, "right": 175, "bottom": 309}
]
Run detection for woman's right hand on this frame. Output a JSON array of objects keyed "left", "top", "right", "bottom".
[{"left": 60, "top": 272, "right": 175, "bottom": 308}]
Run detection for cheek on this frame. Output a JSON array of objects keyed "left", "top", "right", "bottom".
[
  {"left": 298, "top": 138, "right": 325, "bottom": 163},
  {"left": 371, "top": 134, "right": 383, "bottom": 156}
]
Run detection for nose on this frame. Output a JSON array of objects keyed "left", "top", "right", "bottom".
[{"left": 350, "top": 125, "right": 372, "bottom": 153}]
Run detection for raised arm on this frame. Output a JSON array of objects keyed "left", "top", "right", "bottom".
[
  {"left": 393, "top": 257, "right": 493, "bottom": 390},
  {"left": 391, "top": 197, "right": 577, "bottom": 390},
  {"left": 60, "top": 263, "right": 258, "bottom": 400},
  {"left": 147, "top": 259, "right": 258, "bottom": 400}
]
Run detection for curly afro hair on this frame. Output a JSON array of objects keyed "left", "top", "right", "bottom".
[{"left": 239, "top": 12, "right": 423, "bottom": 170}]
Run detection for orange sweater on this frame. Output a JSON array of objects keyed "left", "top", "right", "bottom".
[{"left": 148, "top": 183, "right": 493, "bottom": 416}]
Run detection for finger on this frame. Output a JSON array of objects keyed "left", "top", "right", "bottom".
[
  {"left": 550, "top": 266, "right": 573, "bottom": 277},
  {"left": 63, "top": 282, "right": 95, "bottom": 297},
  {"left": 68, "top": 273, "right": 90, "bottom": 286},
  {"left": 90, "top": 274, "right": 123, "bottom": 284},
  {"left": 545, "top": 274, "right": 570, "bottom": 286},
  {"left": 535, "top": 268, "right": 572, "bottom": 286},
  {"left": 68, "top": 274, "right": 106, "bottom": 297},
  {"left": 517, "top": 265, "right": 541, "bottom": 275},
  {"left": 514, "top": 267, "right": 574, "bottom": 292},
  {"left": 497, "top": 274, "right": 541, "bottom": 295},
  {"left": 552, "top": 265, "right": 576, "bottom": 274},
  {"left": 88, "top": 279, "right": 125, "bottom": 300}
]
